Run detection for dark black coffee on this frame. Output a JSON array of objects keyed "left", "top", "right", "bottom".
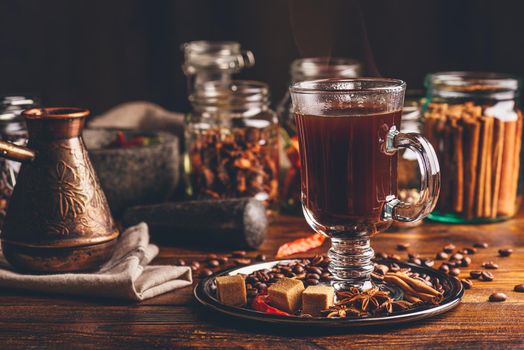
[{"left": 295, "top": 108, "right": 402, "bottom": 235}]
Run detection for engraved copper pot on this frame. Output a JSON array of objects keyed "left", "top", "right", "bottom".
[{"left": 0, "top": 107, "right": 119, "bottom": 273}]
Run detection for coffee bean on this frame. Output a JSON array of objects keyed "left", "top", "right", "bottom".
[
  {"left": 397, "top": 243, "right": 410, "bottom": 251},
  {"left": 514, "top": 284, "right": 524, "bottom": 292},
  {"left": 473, "top": 242, "right": 489, "bottom": 248},
  {"left": 469, "top": 270, "right": 482, "bottom": 279},
  {"left": 295, "top": 273, "right": 306, "bottom": 279},
  {"left": 450, "top": 268, "right": 461, "bottom": 277},
  {"left": 320, "top": 257, "right": 331, "bottom": 267},
  {"left": 207, "top": 254, "right": 218, "bottom": 259},
  {"left": 461, "top": 257, "right": 472, "bottom": 267},
  {"left": 436, "top": 252, "right": 449, "bottom": 260},
  {"left": 191, "top": 261, "right": 201, "bottom": 269},
  {"left": 306, "top": 273, "right": 320, "bottom": 280},
  {"left": 499, "top": 248, "right": 513, "bottom": 257},
  {"left": 200, "top": 269, "right": 213, "bottom": 277},
  {"left": 293, "top": 265, "right": 305, "bottom": 274},
  {"left": 255, "top": 254, "right": 267, "bottom": 262},
  {"left": 190, "top": 265, "right": 199, "bottom": 272},
  {"left": 307, "top": 266, "right": 323, "bottom": 275},
  {"left": 450, "top": 253, "right": 464, "bottom": 261},
  {"left": 233, "top": 258, "right": 251, "bottom": 266},
  {"left": 273, "top": 273, "right": 285, "bottom": 280},
  {"left": 409, "top": 258, "right": 422, "bottom": 265},
  {"left": 218, "top": 257, "right": 229, "bottom": 264},
  {"left": 254, "top": 282, "right": 267, "bottom": 290},
  {"left": 480, "top": 271, "right": 494, "bottom": 281},
  {"left": 176, "top": 259, "right": 187, "bottom": 266},
  {"left": 460, "top": 247, "right": 477, "bottom": 255},
  {"left": 488, "top": 292, "right": 507, "bottom": 302},
  {"left": 321, "top": 272, "right": 332, "bottom": 280},
  {"left": 306, "top": 279, "right": 319, "bottom": 285},
  {"left": 461, "top": 278, "right": 473, "bottom": 289},
  {"left": 232, "top": 250, "right": 247, "bottom": 258},
  {"left": 423, "top": 259, "right": 435, "bottom": 268},
  {"left": 439, "top": 264, "right": 450, "bottom": 273},
  {"left": 443, "top": 243, "right": 456, "bottom": 253},
  {"left": 208, "top": 259, "right": 220, "bottom": 267},
  {"left": 482, "top": 261, "right": 499, "bottom": 269},
  {"left": 375, "top": 264, "right": 389, "bottom": 275}
]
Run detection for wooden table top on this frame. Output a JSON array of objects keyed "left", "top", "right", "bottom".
[{"left": 1, "top": 213, "right": 524, "bottom": 349}]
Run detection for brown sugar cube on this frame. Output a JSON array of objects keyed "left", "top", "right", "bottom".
[
  {"left": 267, "top": 277, "right": 305, "bottom": 313},
  {"left": 302, "top": 285, "right": 335, "bottom": 316},
  {"left": 215, "top": 275, "right": 247, "bottom": 307}
]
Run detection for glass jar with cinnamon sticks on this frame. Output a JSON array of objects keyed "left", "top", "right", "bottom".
[
  {"left": 185, "top": 81, "right": 279, "bottom": 208},
  {"left": 423, "top": 72, "right": 523, "bottom": 223}
]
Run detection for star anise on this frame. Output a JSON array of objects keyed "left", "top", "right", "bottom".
[
  {"left": 334, "top": 288, "right": 392, "bottom": 313},
  {"left": 322, "top": 305, "right": 366, "bottom": 318},
  {"left": 376, "top": 299, "right": 413, "bottom": 314}
]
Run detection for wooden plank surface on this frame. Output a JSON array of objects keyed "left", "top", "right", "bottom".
[{"left": 1, "top": 213, "right": 524, "bottom": 349}]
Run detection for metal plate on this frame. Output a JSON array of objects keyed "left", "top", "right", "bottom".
[{"left": 194, "top": 259, "right": 464, "bottom": 328}]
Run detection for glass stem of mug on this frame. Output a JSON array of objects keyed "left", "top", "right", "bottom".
[{"left": 328, "top": 235, "right": 375, "bottom": 291}]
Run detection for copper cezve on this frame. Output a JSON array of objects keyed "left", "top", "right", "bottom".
[{"left": 0, "top": 107, "right": 118, "bottom": 273}]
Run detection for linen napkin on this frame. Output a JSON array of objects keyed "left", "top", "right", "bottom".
[
  {"left": 89, "top": 101, "right": 184, "bottom": 138},
  {"left": 0, "top": 223, "right": 192, "bottom": 301}
]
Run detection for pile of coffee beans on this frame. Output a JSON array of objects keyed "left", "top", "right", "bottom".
[
  {"left": 175, "top": 251, "right": 267, "bottom": 278},
  {"left": 242, "top": 256, "right": 332, "bottom": 300}
]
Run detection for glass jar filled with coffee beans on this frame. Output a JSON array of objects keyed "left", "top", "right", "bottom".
[
  {"left": 0, "top": 96, "right": 38, "bottom": 226},
  {"left": 423, "top": 72, "right": 523, "bottom": 223},
  {"left": 186, "top": 81, "right": 279, "bottom": 208},
  {"left": 276, "top": 57, "right": 363, "bottom": 214}
]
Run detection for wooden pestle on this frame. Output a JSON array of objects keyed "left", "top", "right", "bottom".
[{"left": 123, "top": 198, "right": 268, "bottom": 249}]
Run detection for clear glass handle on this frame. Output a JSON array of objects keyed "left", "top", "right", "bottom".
[{"left": 384, "top": 126, "right": 441, "bottom": 222}]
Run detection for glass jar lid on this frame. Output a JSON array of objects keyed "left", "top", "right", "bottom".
[
  {"left": 0, "top": 96, "right": 38, "bottom": 122},
  {"left": 182, "top": 41, "right": 255, "bottom": 75},
  {"left": 425, "top": 71, "right": 521, "bottom": 99},
  {"left": 290, "top": 57, "right": 363, "bottom": 82}
]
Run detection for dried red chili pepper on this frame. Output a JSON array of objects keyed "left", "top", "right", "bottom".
[
  {"left": 275, "top": 233, "right": 326, "bottom": 258},
  {"left": 251, "top": 294, "right": 290, "bottom": 316}
]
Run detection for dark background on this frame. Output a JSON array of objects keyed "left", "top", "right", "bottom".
[{"left": 0, "top": 0, "right": 522, "bottom": 115}]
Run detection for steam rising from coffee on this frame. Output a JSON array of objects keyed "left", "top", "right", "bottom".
[{"left": 288, "top": 0, "right": 380, "bottom": 77}]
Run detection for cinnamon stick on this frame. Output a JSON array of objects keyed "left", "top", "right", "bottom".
[
  {"left": 491, "top": 118, "right": 505, "bottom": 218},
  {"left": 475, "top": 116, "right": 491, "bottom": 217},
  {"left": 451, "top": 118, "right": 464, "bottom": 213},
  {"left": 462, "top": 117, "right": 481, "bottom": 219},
  {"left": 498, "top": 119, "right": 517, "bottom": 216},
  {"left": 389, "top": 272, "right": 441, "bottom": 296},
  {"left": 509, "top": 112, "right": 523, "bottom": 215},
  {"left": 482, "top": 117, "right": 494, "bottom": 217}
]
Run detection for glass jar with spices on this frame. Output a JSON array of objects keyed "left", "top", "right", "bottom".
[
  {"left": 185, "top": 81, "right": 279, "bottom": 208},
  {"left": 423, "top": 72, "right": 523, "bottom": 223},
  {"left": 0, "top": 96, "right": 38, "bottom": 226},
  {"left": 276, "top": 57, "right": 363, "bottom": 213}
]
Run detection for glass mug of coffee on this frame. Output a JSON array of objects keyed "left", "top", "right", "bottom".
[{"left": 290, "top": 78, "right": 440, "bottom": 291}]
